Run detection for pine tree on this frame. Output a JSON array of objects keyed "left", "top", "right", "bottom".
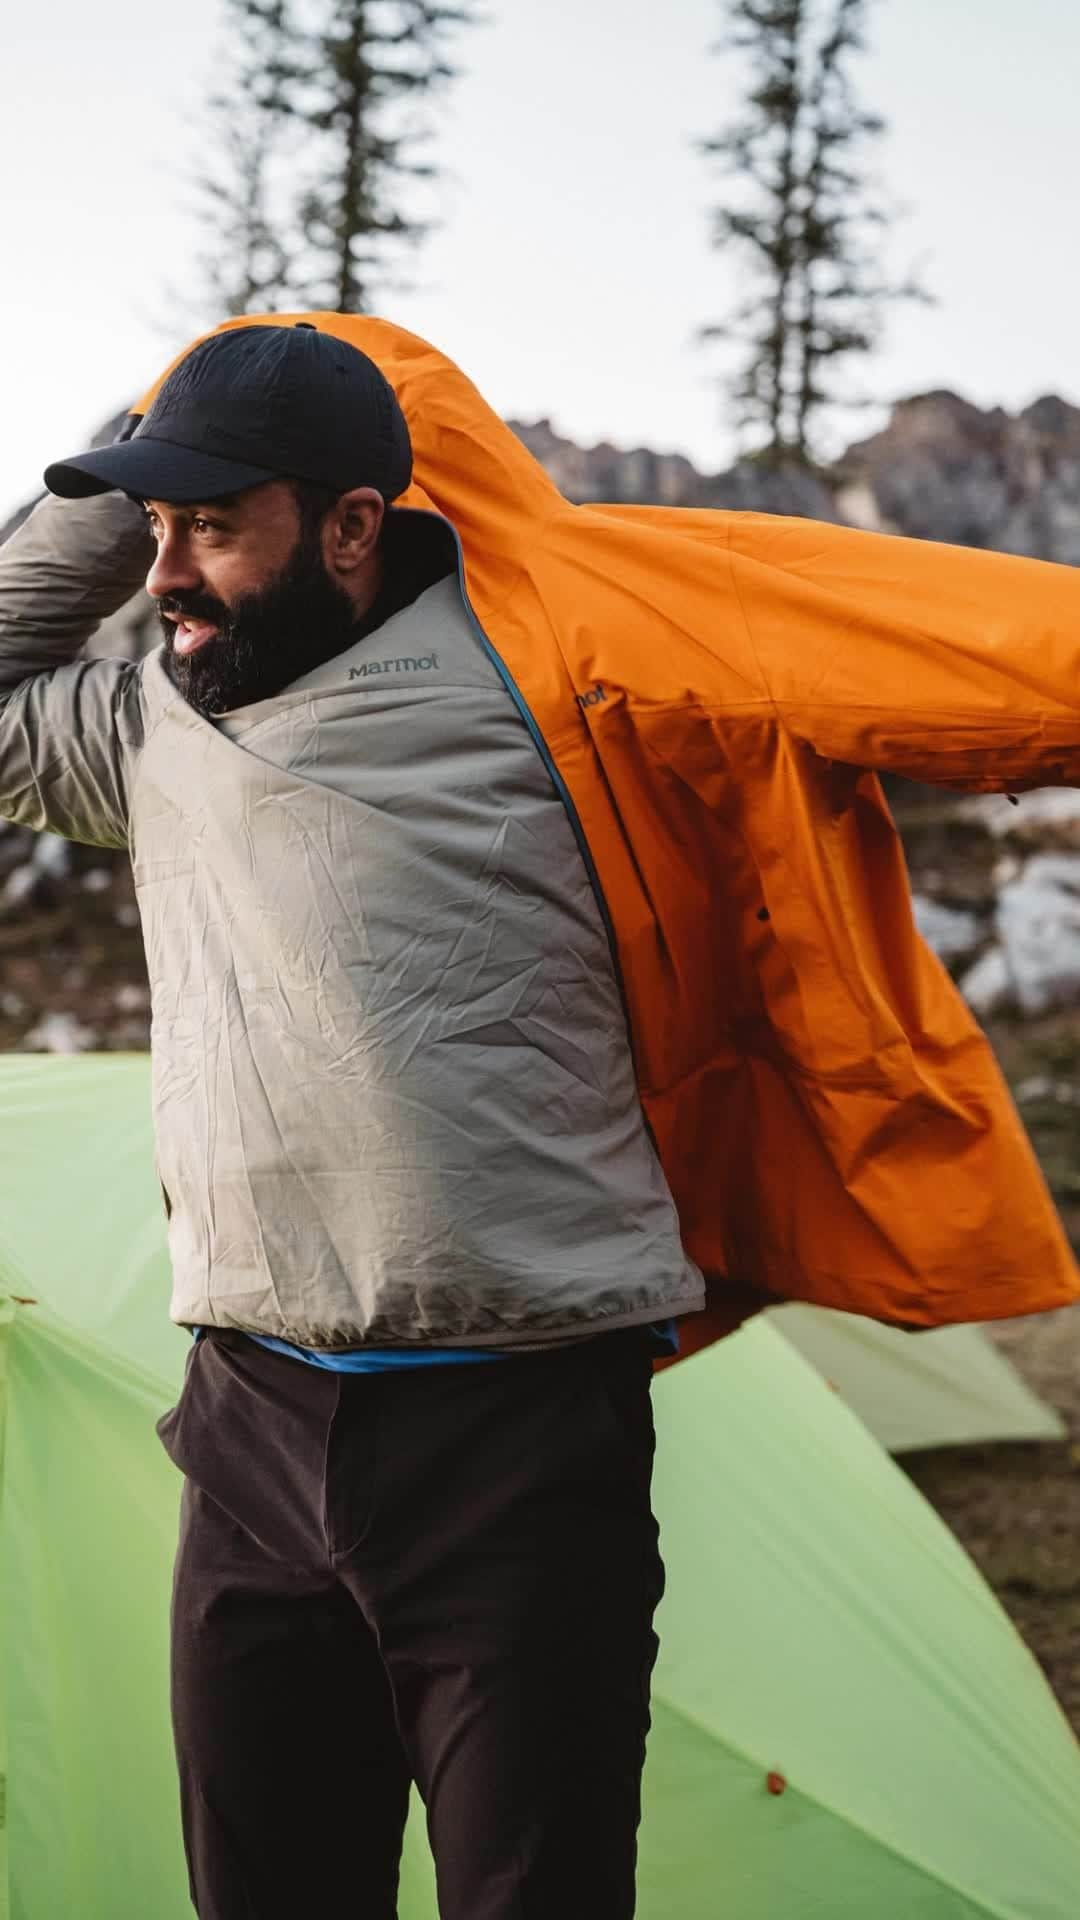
[
  {"left": 196, "top": 1, "right": 297, "bottom": 317},
  {"left": 291, "top": 1, "right": 475, "bottom": 314},
  {"left": 701, "top": 0, "right": 924, "bottom": 463},
  {"left": 195, "top": 0, "right": 476, "bottom": 318}
]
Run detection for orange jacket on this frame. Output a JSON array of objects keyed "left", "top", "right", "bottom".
[{"left": 140, "top": 313, "right": 1080, "bottom": 1351}]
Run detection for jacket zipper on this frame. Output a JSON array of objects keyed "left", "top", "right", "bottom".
[
  {"left": 420, "top": 516, "right": 671, "bottom": 1219},
  {"left": 442, "top": 524, "right": 675, "bottom": 1276},
  {"left": 439, "top": 518, "right": 625, "bottom": 985}
]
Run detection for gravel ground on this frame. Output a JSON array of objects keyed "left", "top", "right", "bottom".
[
  {"left": 904, "top": 1304, "right": 1080, "bottom": 1734},
  {"left": 888, "top": 792, "right": 1080, "bottom": 1738}
]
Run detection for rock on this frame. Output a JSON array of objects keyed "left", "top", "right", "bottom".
[
  {"left": 0, "top": 834, "right": 76, "bottom": 910},
  {"left": 981, "top": 788, "right": 1080, "bottom": 852},
  {"left": 954, "top": 788, "right": 1080, "bottom": 850},
  {"left": 1013, "top": 1074, "right": 1080, "bottom": 1108},
  {"left": 113, "top": 984, "right": 148, "bottom": 1012},
  {"left": 950, "top": 794, "right": 1022, "bottom": 836},
  {"left": 991, "top": 853, "right": 1023, "bottom": 888},
  {"left": 832, "top": 478, "right": 884, "bottom": 531},
  {"left": 1, "top": 864, "right": 43, "bottom": 909},
  {"left": 912, "top": 894, "right": 985, "bottom": 964},
  {"left": 32, "top": 835, "right": 71, "bottom": 878},
  {"left": 696, "top": 459, "right": 840, "bottom": 520},
  {"left": 20, "top": 1011, "right": 96, "bottom": 1054},
  {"left": 509, "top": 421, "right": 841, "bottom": 520},
  {"left": 835, "top": 389, "right": 1080, "bottom": 561},
  {"left": 996, "top": 854, "right": 1080, "bottom": 1015},
  {"left": 510, "top": 419, "right": 704, "bottom": 509},
  {"left": 959, "top": 946, "right": 1012, "bottom": 1018}
]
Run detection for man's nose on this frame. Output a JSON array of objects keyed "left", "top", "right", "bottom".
[{"left": 145, "top": 535, "right": 200, "bottom": 601}]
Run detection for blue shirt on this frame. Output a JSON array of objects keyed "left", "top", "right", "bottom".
[{"left": 237, "top": 1320, "right": 679, "bottom": 1370}]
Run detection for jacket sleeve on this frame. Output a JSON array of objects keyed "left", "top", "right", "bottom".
[
  {"left": 724, "top": 513, "right": 1080, "bottom": 790},
  {"left": 0, "top": 491, "right": 154, "bottom": 846}
]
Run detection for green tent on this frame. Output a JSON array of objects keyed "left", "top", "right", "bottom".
[
  {"left": 771, "top": 1302, "right": 1065, "bottom": 1451},
  {"left": 2, "top": 1055, "right": 1079, "bottom": 1918}
]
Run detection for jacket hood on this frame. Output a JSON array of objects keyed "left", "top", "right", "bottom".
[{"left": 135, "top": 313, "right": 564, "bottom": 612}]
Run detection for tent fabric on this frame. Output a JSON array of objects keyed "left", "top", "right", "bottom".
[
  {"left": 772, "top": 1303, "right": 1065, "bottom": 1452},
  {"left": 0, "top": 1054, "right": 187, "bottom": 1383},
  {"left": 643, "top": 1331, "right": 1080, "bottom": 1918},
  {"left": 1, "top": 1056, "right": 1079, "bottom": 1916},
  {"left": 0, "top": 1307, "right": 186, "bottom": 1920}
]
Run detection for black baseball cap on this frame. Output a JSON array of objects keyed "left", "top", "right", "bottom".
[{"left": 44, "top": 323, "right": 413, "bottom": 505}]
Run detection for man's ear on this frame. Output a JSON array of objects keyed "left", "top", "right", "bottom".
[{"left": 323, "top": 488, "right": 385, "bottom": 577}]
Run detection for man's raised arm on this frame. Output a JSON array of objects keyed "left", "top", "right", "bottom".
[
  {"left": 723, "top": 512, "right": 1080, "bottom": 791},
  {"left": 0, "top": 488, "right": 154, "bottom": 847}
]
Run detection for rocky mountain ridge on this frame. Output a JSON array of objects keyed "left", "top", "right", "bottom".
[{"left": 513, "top": 386, "right": 1080, "bottom": 560}]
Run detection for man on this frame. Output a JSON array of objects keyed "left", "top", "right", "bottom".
[
  {"left": 3, "top": 313, "right": 1079, "bottom": 1918},
  {"left": 6, "top": 320, "right": 694, "bottom": 1920}
]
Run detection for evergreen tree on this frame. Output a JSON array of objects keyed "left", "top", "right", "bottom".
[
  {"left": 195, "top": 0, "right": 476, "bottom": 317},
  {"left": 290, "top": 1, "right": 475, "bottom": 314},
  {"left": 196, "top": 1, "right": 296, "bottom": 317},
  {"left": 702, "top": 0, "right": 924, "bottom": 463}
]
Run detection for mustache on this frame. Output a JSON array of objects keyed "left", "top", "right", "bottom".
[{"left": 158, "top": 591, "right": 230, "bottom": 627}]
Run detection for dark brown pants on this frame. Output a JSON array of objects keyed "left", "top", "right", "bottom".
[{"left": 158, "top": 1329, "right": 663, "bottom": 1919}]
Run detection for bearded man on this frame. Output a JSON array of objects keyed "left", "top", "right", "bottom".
[{"left": 3, "top": 314, "right": 1079, "bottom": 1920}]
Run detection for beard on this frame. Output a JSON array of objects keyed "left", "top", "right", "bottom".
[{"left": 159, "top": 526, "right": 360, "bottom": 718}]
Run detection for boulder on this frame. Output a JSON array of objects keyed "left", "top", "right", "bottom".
[
  {"left": 835, "top": 389, "right": 1080, "bottom": 562},
  {"left": 912, "top": 894, "right": 985, "bottom": 965},
  {"left": 957, "top": 788, "right": 1080, "bottom": 852},
  {"left": 995, "top": 854, "right": 1080, "bottom": 1015}
]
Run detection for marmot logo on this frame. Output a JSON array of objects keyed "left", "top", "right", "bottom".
[
  {"left": 348, "top": 653, "right": 440, "bottom": 679},
  {"left": 576, "top": 683, "right": 607, "bottom": 710}
]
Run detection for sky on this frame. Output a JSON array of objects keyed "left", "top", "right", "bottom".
[{"left": 1, "top": 0, "right": 1077, "bottom": 522}]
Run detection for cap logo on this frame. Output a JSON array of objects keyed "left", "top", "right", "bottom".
[{"left": 199, "top": 420, "right": 254, "bottom": 450}]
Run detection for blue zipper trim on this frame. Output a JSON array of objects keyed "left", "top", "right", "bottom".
[
  {"left": 442, "top": 520, "right": 625, "bottom": 982},
  {"left": 404, "top": 511, "right": 672, "bottom": 1200}
]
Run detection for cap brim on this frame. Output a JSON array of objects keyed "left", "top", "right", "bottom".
[{"left": 43, "top": 438, "right": 278, "bottom": 504}]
